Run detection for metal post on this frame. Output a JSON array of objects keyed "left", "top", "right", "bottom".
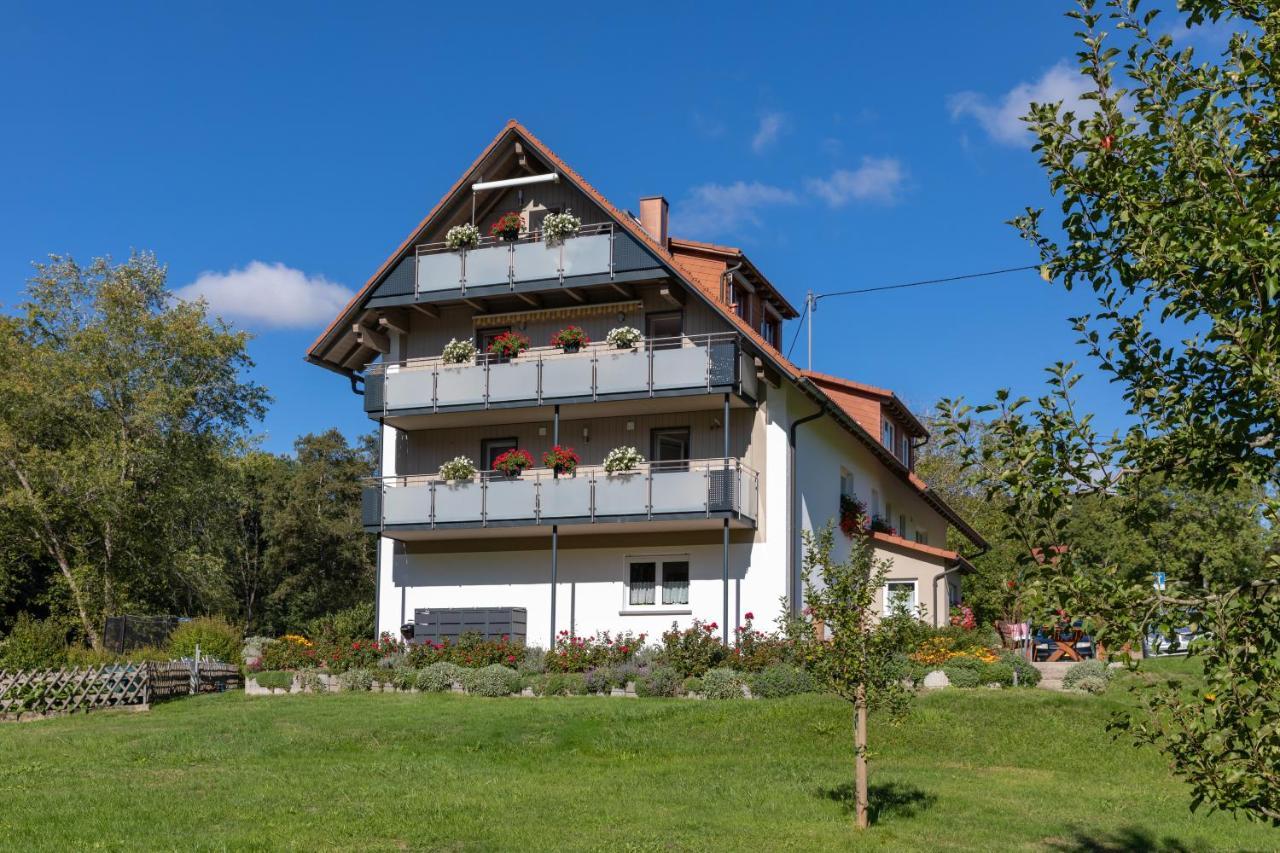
[
  {"left": 723, "top": 394, "right": 730, "bottom": 460},
  {"left": 553, "top": 405, "right": 560, "bottom": 480},
  {"left": 549, "top": 525, "right": 559, "bottom": 647},
  {"left": 806, "top": 291, "right": 815, "bottom": 371},
  {"left": 722, "top": 518, "right": 730, "bottom": 647}
]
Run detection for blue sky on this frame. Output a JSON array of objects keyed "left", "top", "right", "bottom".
[{"left": 1, "top": 2, "right": 1149, "bottom": 455}]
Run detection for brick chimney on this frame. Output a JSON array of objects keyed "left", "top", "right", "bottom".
[{"left": 639, "top": 196, "right": 669, "bottom": 247}]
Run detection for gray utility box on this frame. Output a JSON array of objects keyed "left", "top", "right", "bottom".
[{"left": 410, "top": 607, "right": 527, "bottom": 644}]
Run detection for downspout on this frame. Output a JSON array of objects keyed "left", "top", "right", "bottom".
[
  {"left": 788, "top": 405, "right": 825, "bottom": 616},
  {"left": 719, "top": 261, "right": 745, "bottom": 305},
  {"left": 931, "top": 545, "right": 988, "bottom": 628},
  {"left": 349, "top": 373, "right": 364, "bottom": 395}
]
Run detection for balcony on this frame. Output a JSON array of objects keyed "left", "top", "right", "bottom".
[
  {"left": 415, "top": 223, "right": 614, "bottom": 298},
  {"left": 364, "top": 333, "right": 757, "bottom": 426},
  {"left": 363, "top": 458, "right": 759, "bottom": 539}
]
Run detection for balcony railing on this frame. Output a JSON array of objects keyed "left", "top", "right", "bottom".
[
  {"left": 364, "top": 333, "right": 754, "bottom": 415},
  {"left": 415, "top": 223, "right": 614, "bottom": 296},
  {"left": 363, "top": 458, "right": 759, "bottom": 531}
]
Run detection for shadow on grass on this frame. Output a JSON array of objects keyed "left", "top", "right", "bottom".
[
  {"left": 1046, "top": 826, "right": 1195, "bottom": 852},
  {"left": 820, "top": 781, "right": 937, "bottom": 824}
]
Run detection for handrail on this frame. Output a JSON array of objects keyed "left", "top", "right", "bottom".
[
  {"left": 367, "top": 332, "right": 740, "bottom": 375},
  {"left": 414, "top": 221, "right": 614, "bottom": 257},
  {"left": 368, "top": 457, "right": 759, "bottom": 527}
]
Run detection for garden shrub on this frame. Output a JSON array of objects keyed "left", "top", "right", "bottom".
[
  {"left": 583, "top": 666, "right": 624, "bottom": 694},
  {"left": 747, "top": 663, "right": 815, "bottom": 698},
  {"left": 64, "top": 645, "right": 170, "bottom": 667},
  {"left": 520, "top": 673, "right": 546, "bottom": 695},
  {"left": 261, "top": 635, "right": 315, "bottom": 670},
  {"left": 544, "top": 630, "right": 646, "bottom": 673},
  {"left": 540, "top": 672, "right": 587, "bottom": 696},
  {"left": 297, "top": 668, "right": 328, "bottom": 693},
  {"left": 1063, "top": 659, "right": 1112, "bottom": 693},
  {"left": 612, "top": 660, "right": 650, "bottom": 686},
  {"left": 408, "top": 633, "right": 525, "bottom": 670},
  {"left": 254, "top": 671, "right": 295, "bottom": 691},
  {"left": 701, "top": 667, "right": 746, "bottom": 700},
  {"left": 167, "top": 617, "right": 243, "bottom": 665},
  {"left": 464, "top": 664, "right": 520, "bottom": 697},
  {"left": 1000, "top": 652, "right": 1041, "bottom": 687},
  {"left": 942, "top": 663, "right": 981, "bottom": 688},
  {"left": 635, "top": 666, "right": 682, "bottom": 698},
  {"left": 517, "top": 646, "right": 546, "bottom": 675},
  {"left": 0, "top": 613, "right": 67, "bottom": 670},
  {"left": 726, "top": 614, "right": 795, "bottom": 671},
  {"left": 389, "top": 667, "right": 418, "bottom": 690},
  {"left": 416, "top": 662, "right": 465, "bottom": 693},
  {"left": 1073, "top": 674, "right": 1110, "bottom": 695},
  {"left": 981, "top": 661, "right": 1015, "bottom": 687},
  {"left": 304, "top": 602, "right": 375, "bottom": 645},
  {"left": 339, "top": 668, "right": 374, "bottom": 692},
  {"left": 658, "top": 620, "right": 726, "bottom": 677},
  {"left": 682, "top": 676, "right": 704, "bottom": 695}
]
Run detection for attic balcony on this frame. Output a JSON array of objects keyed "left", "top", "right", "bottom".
[
  {"left": 363, "top": 332, "right": 759, "bottom": 430},
  {"left": 363, "top": 458, "right": 759, "bottom": 541}
]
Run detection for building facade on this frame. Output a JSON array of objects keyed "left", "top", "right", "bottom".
[{"left": 307, "top": 121, "right": 986, "bottom": 647}]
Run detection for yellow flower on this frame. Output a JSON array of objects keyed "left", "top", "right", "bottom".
[{"left": 1204, "top": 693, "right": 1215, "bottom": 702}]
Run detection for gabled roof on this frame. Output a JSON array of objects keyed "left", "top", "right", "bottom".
[
  {"left": 305, "top": 120, "right": 985, "bottom": 551},
  {"left": 801, "top": 369, "right": 928, "bottom": 438},
  {"left": 667, "top": 236, "right": 800, "bottom": 319}
]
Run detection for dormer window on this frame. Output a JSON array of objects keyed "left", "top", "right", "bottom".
[{"left": 882, "top": 417, "right": 912, "bottom": 468}]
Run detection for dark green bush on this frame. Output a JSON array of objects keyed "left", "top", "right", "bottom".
[
  {"left": 304, "top": 602, "right": 375, "bottom": 645},
  {"left": 254, "top": 671, "right": 295, "bottom": 691},
  {"left": 465, "top": 664, "right": 520, "bottom": 697},
  {"left": 657, "top": 620, "right": 726, "bottom": 677},
  {"left": 701, "top": 667, "right": 746, "bottom": 700},
  {"left": 682, "top": 676, "right": 704, "bottom": 695},
  {"left": 168, "top": 617, "right": 243, "bottom": 665},
  {"left": 0, "top": 613, "right": 68, "bottom": 670},
  {"left": 943, "top": 664, "right": 981, "bottom": 688},
  {"left": 982, "top": 661, "right": 1015, "bottom": 687},
  {"left": 747, "top": 663, "right": 815, "bottom": 698},
  {"left": 999, "top": 653, "right": 1041, "bottom": 687},
  {"left": 635, "top": 666, "right": 682, "bottom": 698},
  {"left": 389, "top": 667, "right": 418, "bottom": 690},
  {"left": 65, "top": 645, "right": 170, "bottom": 666},
  {"left": 543, "top": 672, "right": 588, "bottom": 696}
]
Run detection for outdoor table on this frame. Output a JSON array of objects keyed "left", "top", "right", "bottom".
[{"left": 1047, "top": 627, "right": 1084, "bottom": 662}]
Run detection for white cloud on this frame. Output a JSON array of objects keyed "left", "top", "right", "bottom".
[
  {"left": 948, "top": 61, "right": 1094, "bottom": 145},
  {"left": 751, "top": 112, "right": 786, "bottom": 154},
  {"left": 670, "top": 181, "right": 799, "bottom": 237},
  {"left": 806, "top": 157, "right": 905, "bottom": 206},
  {"left": 175, "top": 261, "right": 354, "bottom": 329}
]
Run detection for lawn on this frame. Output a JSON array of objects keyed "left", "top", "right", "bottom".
[{"left": 1, "top": 661, "right": 1276, "bottom": 851}]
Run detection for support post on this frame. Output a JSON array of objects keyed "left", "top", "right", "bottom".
[
  {"left": 722, "top": 518, "right": 730, "bottom": 646},
  {"left": 549, "top": 524, "right": 559, "bottom": 647}
]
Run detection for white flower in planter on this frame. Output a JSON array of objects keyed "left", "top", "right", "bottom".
[
  {"left": 444, "top": 223, "right": 481, "bottom": 251},
  {"left": 603, "top": 446, "right": 645, "bottom": 474},
  {"left": 542, "top": 210, "right": 581, "bottom": 245},
  {"left": 439, "top": 456, "right": 476, "bottom": 482},
  {"left": 605, "top": 326, "right": 643, "bottom": 349},
  {"left": 441, "top": 338, "right": 477, "bottom": 364}
]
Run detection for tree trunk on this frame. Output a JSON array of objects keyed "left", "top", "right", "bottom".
[{"left": 855, "top": 682, "right": 869, "bottom": 829}]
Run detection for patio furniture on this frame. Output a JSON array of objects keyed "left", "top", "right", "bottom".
[{"left": 1047, "top": 626, "right": 1085, "bottom": 662}]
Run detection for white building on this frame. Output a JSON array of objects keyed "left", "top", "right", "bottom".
[{"left": 306, "top": 121, "right": 987, "bottom": 647}]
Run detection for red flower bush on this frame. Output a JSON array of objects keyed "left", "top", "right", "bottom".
[
  {"left": 492, "top": 448, "right": 534, "bottom": 476},
  {"left": 544, "top": 630, "right": 647, "bottom": 672},
  {"left": 542, "top": 445, "right": 580, "bottom": 474},
  {"left": 838, "top": 494, "right": 869, "bottom": 537},
  {"left": 487, "top": 331, "right": 530, "bottom": 360},
  {"left": 490, "top": 211, "right": 523, "bottom": 237},
  {"left": 550, "top": 326, "right": 590, "bottom": 349}
]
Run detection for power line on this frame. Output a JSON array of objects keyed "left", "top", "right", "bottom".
[{"left": 786, "top": 263, "right": 1041, "bottom": 364}]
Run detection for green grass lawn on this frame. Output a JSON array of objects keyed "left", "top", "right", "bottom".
[{"left": 1, "top": 661, "right": 1276, "bottom": 851}]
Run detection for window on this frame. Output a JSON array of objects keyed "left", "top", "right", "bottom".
[
  {"left": 626, "top": 558, "right": 690, "bottom": 608},
  {"left": 628, "top": 562, "right": 656, "bottom": 606},
  {"left": 840, "top": 468, "right": 856, "bottom": 500},
  {"left": 650, "top": 427, "right": 691, "bottom": 471},
  {"left": 760, "top": 316, "right": 780, "bottom": 349},
  {"left": 646, "top": 311, "right": 683, "bottom": 350},
  {"left": 900, "top": 434, "right": 912, "bottom": 467},
  {"left": 481, "top": 437, "right": 518, "bottom": 472},
  {"left": 915, "top": 530, "right": 930, "bottom": 546},
  {"left": 885, "top": 501, "right": 894, "bottom": 527},
  {"left": 899, "top": 514, "right": 908, "bottom": 538},
  {"left": 871, "top": 489, "right": 881, "bottom": 518},
  {"left": 882, "top": 417, "right": 897, "bottom": 451},
  {"left": 884, "top": 580, "right": 917, "bottom": 615},
  {"left": 476, "top": 327, "right": 511, "bottom": 357},
  {"left": 732, "top": 284, "right": 751, "bottom": 323},
  {"left": 661, "top": 561, "right": 689, "bottom": 605}
]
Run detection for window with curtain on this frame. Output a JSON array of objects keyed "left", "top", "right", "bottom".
[
  {"left": 629, "top": 562, "right": 656, "bottom": 606},
  {"left": 885, "top": 581, "right": 917, "bottom": 614},
  {"left": 661, "top": 561, "right": 690, "bottom": 605}
]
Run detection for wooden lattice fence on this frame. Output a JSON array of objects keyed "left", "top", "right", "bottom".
[{"left": 0, "top": 660, "right": 243, "bottom": 721}]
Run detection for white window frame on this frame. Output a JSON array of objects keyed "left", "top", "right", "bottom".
[
  {"left": 621, "top": 554, "right": 693, "bottom": 615},
  {"left": 883, "top": 579, "right": 918, "bottom": 615},
  {"left": 840, "top": 467, "right": 855, "bottom": 500}
]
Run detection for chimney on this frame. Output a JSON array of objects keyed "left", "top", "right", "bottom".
[{"left": 639, "top": 196, "right": 668, "bottom": 247}]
